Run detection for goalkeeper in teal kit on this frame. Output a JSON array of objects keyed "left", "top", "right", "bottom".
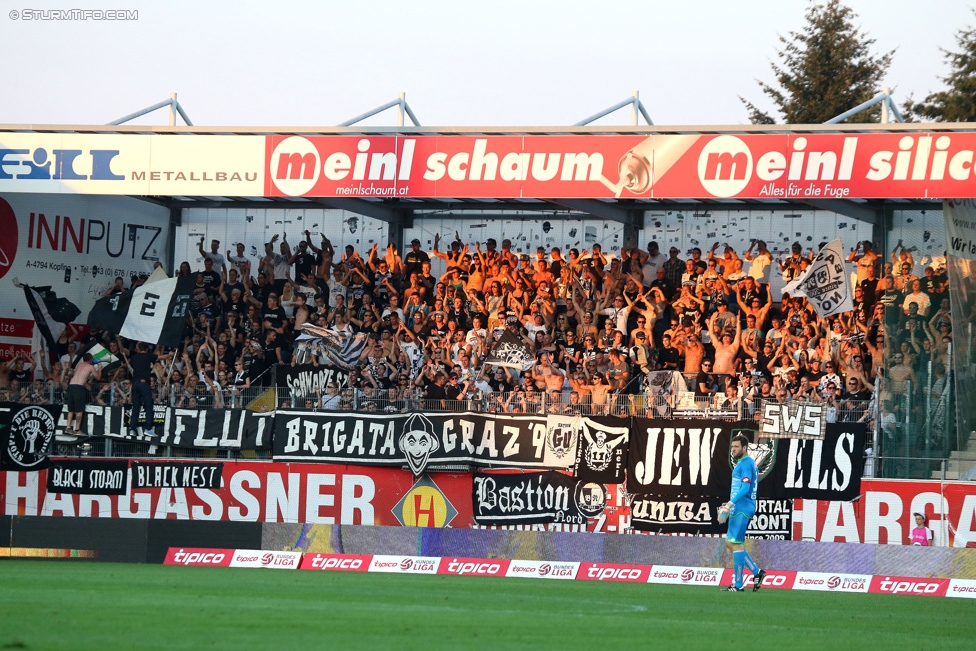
[{"left": 722, "top": 433, "right": 766, "bottom": 592}]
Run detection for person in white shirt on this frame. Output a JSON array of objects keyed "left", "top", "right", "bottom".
[
  {"left": 226, "top": 242, "right": 250, "bottom": 275},
  {"left": 199, "top": 237, "right": 227, "bottom": 276},
  {"left": 902, "top": 279, "right": 931, "bottom": 316}
]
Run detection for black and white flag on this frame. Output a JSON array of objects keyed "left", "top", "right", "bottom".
[
  {"left": 782, "top": 238, "right": 853, "bottom": 317},
  {"left": 15, "top": 281, "right": 80, "bottom": 354},
  {"left": 87, "top": 271, "right": 194, "bottom": 346},
  {"left": 484, "top": 329, "right": 536, "bottom": 371},
  {"left": 573, "top": 417, "right": 629, "bottom": 483}
]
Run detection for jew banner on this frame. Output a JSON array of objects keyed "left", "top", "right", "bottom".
[
  {"left": 273, "top": 410, "right": 556, "bottom": 474},
  {"left": 626, "top": 419, "right": 865, "bottom": 533}
]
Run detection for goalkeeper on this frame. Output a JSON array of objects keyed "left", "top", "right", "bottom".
[{"left": 722, "top": 433, "right": 765, "bottom": 592}]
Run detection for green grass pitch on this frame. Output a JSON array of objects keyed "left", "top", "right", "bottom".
[{"left": 0, "top": 560, "right": 972, "bottom": 650}]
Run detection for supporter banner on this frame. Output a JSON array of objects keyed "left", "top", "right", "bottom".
[
  {"left": 0, "top": 403, "right": 58, "bottom": 471},
  {"left": 45, "top": 459, "right": 128, "bottom": 495},
  {"left": 275, "top": 363, "right": 349, "bottom": 399},
  {"left": 626, "top": 420, "right": 864, "bottom": 532},
  {"left": 757, "top": 401, "right": 827, "bottom": 440},
  {"left": 794, "top": 478, "right": 976, "bottom": 546},
  {"left": 263, "top": 133, "right": 976, "bottom": 200},
  {"left": 78, "top": 405, "right": 273, "bottom": 450},
  {"left": 543, "top": 414, "right": 579, "bottom": 469},
  {"left": 573, "top": 417, "right": 628, "bottom": 483},
  {"left": 130, "top": 462, "right": 223, "bottom": 490},
  {"left": 0, "top": 194, "right": 172, "bottom": 354},
  {"left": 471, "top": 471, "right": 586, "bottom": 526},
  {"left": 1, "top": 462, "right": 474, "bottom": 526},
  {"left": 272, "top": 410, "right": 554, "bottom": 473}
]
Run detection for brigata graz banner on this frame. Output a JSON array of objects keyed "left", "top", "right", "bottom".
[
  {"left": 626, "top": 419, "right": 865, "bottom": 533},
  {"left": 273, "top": 410, "right": 552, "bottom": 474},
  {"left": 72, "top": 405, "right": 273, "bottom": 450}
]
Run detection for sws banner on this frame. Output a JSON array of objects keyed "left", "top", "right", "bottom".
[
  {"left": 0, "top": 403, "right": 59, "bottom": 471},
  {"left": 472, "top": 470, "right": 607, "bottom": 526},
  {"left": 626, "top": 420, "right": 864, "bottom": 533},
  {"left": 273, "top": 410, "right": 558, "bottom": 474},
  {"left": 74, "top": 405, "right": 273, "bottom": 450}
]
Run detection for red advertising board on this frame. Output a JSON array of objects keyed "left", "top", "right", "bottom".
[
  {"left": 264, "top": 133, "right": 976, "bottom": 200},
  {"left": 1, "top": 462, "right": 472, "bottom": 527},
  {"left": 163, "top": 547, "right": 234, "bottom": 567},
  {"left": 793, "top": 479, "right": 976, "bottom": 546}
]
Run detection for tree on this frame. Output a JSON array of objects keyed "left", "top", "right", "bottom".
[
  {"left": 741, "top": 1, "right": 894, "bottom": 124},
  {"left": 903, "top": 10, "right": 976, "bottom": 122}
]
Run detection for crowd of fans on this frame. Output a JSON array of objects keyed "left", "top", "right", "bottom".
[{"left": 0, "top": 229, "right": 952, "bottom": 432}]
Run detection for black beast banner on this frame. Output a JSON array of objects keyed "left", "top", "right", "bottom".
[
  {"left": 45, "top": 459, "right": 129, "bottom": 494},
  {"left": 74, "top": 406, "right": 273, "bottom": 450},
  {"left": 1, "top": 403, "right": 59, "bottom": 471},
  {"left": 276, "top": 364, "right": 349, "bottom": 399},
  {"left": 273, "top": 410, "right": 551, "bottom": 475},
  {"left": 130, "top": 462, "right": 223, "bottom": 489},
  {"left": 473, "top": 471, "right": 606, "bottom": 526},
  {"left": 627, "top": 419, "right": 865, "bottom": 533}
]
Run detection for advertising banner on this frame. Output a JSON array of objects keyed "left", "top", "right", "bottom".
[
  {"left": 794, "top": 479, "right": 976, "bottom": 547},
  {"left": 0, "top": 134, "right": 264, "bottom": 196},
  {"left": 2, "top": 461, "right": 474, "bottom": 525},
  {"left": 263, "top": 133, "right": 976, "bottom": 200},
  {"left": 0, "top": 132, "right": 974, "bottom": 201},
  {"left": 0, "top": 193, "right": 172, "bottom": 359}
]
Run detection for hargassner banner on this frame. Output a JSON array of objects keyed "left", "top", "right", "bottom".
[{"left": 3, "top": 132, "right": 976, "bottom": 199}]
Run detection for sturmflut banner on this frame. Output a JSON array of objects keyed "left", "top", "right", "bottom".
[{"left": 72, "top": 405, "right": 273, "bottom": 450}]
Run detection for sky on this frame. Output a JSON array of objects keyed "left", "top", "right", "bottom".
[{"left": 0, "top": 0, "right": 970, "bottom": 128}]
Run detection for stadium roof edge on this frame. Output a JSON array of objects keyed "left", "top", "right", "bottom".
[{"left": 1, "top": 123, "right": 975, "bottom": 136}]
